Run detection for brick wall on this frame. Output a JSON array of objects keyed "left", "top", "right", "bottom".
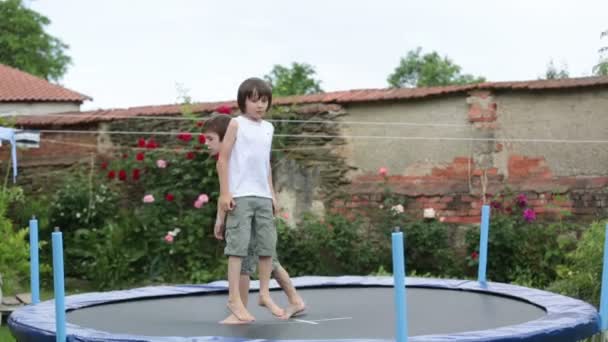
[
  {"left": 3, "top": 90, "right": 607, "bottom": 223},
  {"left": 336, "top": 89, "right": 608, "bottom": 223}
]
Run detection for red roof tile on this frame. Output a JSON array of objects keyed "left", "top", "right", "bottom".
[
  {"left": 14, "top": 76, "right": 608, "bottom": 127},
  {"left": 0, "top": 64, "right": 91, "bottom": 103}
]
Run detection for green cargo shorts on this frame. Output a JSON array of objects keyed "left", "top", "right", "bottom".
[
  {"left": 224, "top": 196, "right": 277, "bottom": 257},
  {"left": 241, "top": 251, "right": 282, "bottom": 275}
]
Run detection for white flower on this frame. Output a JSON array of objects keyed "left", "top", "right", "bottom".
[{"left": 391, "top": 204, "right": 405, "bottom": 214}]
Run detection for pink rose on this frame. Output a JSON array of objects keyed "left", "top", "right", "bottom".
[
  {"left": 156, "top": 159, "right": 167, "bottom": 168},
  {"left": 143, "top": 194, "right": 155, "bottom": 203},
  {"left": 197, "top": 194, "right": 209, "bottom": 204},
  {"left": 164, "top": 234, "right": 174, "bottom": 243},
  {"left": 194, "top": 200, "right": 203, "bottom": 209},
  {"left": 378, "top": 167, "right": 388, "bottom": 177}
]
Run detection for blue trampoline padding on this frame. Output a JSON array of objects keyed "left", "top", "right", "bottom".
[{"left": 8, "top": 276, "right": 600, "bottom": 342}]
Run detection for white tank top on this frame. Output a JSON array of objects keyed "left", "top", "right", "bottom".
[{"left": 228, "top": 115, "right": 274, "bottom": 199}]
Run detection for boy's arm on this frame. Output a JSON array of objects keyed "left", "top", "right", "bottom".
[
  {"left": 268, "top": 160, "right": 278, "bottom": 215},
  {"left": 218, "top": 119, "right": 238, "bottom": 212},
  {"left": 214, "top": 206, "right": 226, "bottom": 240}
]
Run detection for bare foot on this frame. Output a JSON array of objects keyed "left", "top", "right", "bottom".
[
  {"left": 220, "top": 314, "right": 251, "bottom": 325},
  {"left": 281, "top": 301, "right": 306, "bottom": 320},
  {"left": 227, "top": 300, "right": 255, "bottom": 322},
  {"left": 258, "top": 295, "right": 285, "bottom": 317}
]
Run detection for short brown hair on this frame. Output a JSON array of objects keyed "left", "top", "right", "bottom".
[
  {"left": 202, "top": 114, "right": 232, "bottom": 141},
  {"left": 237, "top": 77, "right": 272, "bottom": 113}
]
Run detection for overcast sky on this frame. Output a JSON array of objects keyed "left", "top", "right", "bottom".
[{"left": 29, "top": 0, "right": 608, "bottom": 110}]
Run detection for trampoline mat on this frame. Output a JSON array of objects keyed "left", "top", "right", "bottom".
[{"left": 66, "top": 287, "right": 546, "bottom": 339}]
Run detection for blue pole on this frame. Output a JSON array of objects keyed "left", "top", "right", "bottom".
[
  {"left": 29, "top": 216, "right": 40, "bottom": 304},
  {"left": 392, "top": 228, "right": 408, "bottom": 342},
  {"left": 478, "top": 205, "right": 491, "bottom": 285},
  {"left": 52, "top": 228, "right": 66, "bottom": 342},
  {"left": 598, "top": 223, "right": 608, "bottom": 331}
]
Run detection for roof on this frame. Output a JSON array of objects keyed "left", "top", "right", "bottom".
[
  {"left": 0, "top": 64, "right": 91, "bottom": 103},
  {"left": 274, "top": 76, "right": 608, "bottom": 104},
  {"left": 13, "top": 75, "right": 608, "bottom": 127}
]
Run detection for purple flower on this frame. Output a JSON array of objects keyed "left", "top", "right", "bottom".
[
  {"left": 523, "top": 208, "right": 536, "bottom": 222},
  {"left": 516, "top": 194, "right": 528, "bottom": 208}
]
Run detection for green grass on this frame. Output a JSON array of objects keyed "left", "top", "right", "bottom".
[{"left": 0, "top": 326, "right": 14, "bottom": 342}]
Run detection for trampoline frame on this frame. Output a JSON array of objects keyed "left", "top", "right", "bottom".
[{"left": 8, "top": 276, "right": 600, "bottom": 342}]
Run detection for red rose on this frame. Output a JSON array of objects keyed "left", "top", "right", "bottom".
[
  {"left": 107, "top": 170, "right": 116, "bottom": 180},
  {"left": 132, "top": 168, "right": 141, "bottom": 181},
  {"left": 177, "top": 133, "right": 192, "bottom": 142},
  {"left": 216, "top": 105, "right": 232, "bottom": 114},
  {"left": 118, "top": 170, "right": 127, "bottom": 181},
  {"left": 136, "top": 152, "right": 145, "bottom": 161},
  {"left": 198, "top": 134, "right": 206, "bottom": 144},
  {"left": 186, "top": 152, "right": 195, "bottom": 160},
  {"left": 196, "top": 121, "right": 204, "bottom": 127},
  {"left": 138, "top": 138, "right": 146, "bottom": 148},
  {"left": 101, "top": 161, "right": 108, "bottom": 170},
  {"left": 213, "top": 154, "right": 219, "bottom": 161},
  {"left": 123, "top": 153, "right": 128, "bottom": 159},
  {"left": 165, "top": 193, "right": 175, "bottom": 202},
  {"left": 146, "top": 139, "right": 158, "bottom": 149}
]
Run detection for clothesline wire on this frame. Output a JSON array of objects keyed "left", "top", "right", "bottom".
[{"left": 27, "top": 129, "right": 608, "bottom": 144}]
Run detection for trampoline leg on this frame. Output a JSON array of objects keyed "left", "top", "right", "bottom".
[
  {"left": 598, "top": 223, "right": 608, "bottom": 331},
  {"left": 477, "top": 205, "right": 490, "bottom": 286},
  {"left": 52, "top": 229, "right": 66, "bottom": 342},
  {"left": 392, "top": 229, "right": 408, "bottom": 342},
  {"left": 29, "top": 217, "right": 40, "bottom": 304}
]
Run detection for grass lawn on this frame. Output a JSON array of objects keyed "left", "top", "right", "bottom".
[{"left": 0, "top": 326, "right": 14, "bottom": 342}]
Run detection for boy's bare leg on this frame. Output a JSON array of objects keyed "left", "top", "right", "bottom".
[
  {"left": 257, "top": 256, "right": 284, "bottom": 317},
  {"left": 220, "top": 275, "right": 251, "bottom": 324},
  {"left": 273, "top": 266, "right": 306, "bottom": 319},
  {"left": 224, "top": 256, "right": 255, "bottom": 323},
  {"left": 240, "top": 275, "right": 251, "bottom": 306}
]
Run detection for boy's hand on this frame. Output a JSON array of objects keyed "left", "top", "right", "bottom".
[
  {"left": 272, "top": 197, "right": 279, "bottom": 216},
  {"left": 219, "top": 193, "right": 235, "bottom": 212},
  {"left": 214, "top": 222, "right": 225, "bottom": 240}
]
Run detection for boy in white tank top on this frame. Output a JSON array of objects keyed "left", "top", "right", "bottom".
[
  {"left": 217, "top": 78, "right": 304, "bottom": 323},
  {"left": 203, "top": 114, "right": 306, "bottom": 324}
]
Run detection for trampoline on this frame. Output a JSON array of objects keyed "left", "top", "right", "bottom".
[{"left": 8, "top": 276, "right": 600, "bottom": 342}]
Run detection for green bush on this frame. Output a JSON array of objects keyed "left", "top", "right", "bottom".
[
  {"left": 277, "top": 213, "right": 389, "bottom": 276},
  {"left": 0, "top": 187, "right": 49, "bottom": 295},
  {"left": 549, "top": 220, "right": 608, "bottom": 307},
  {"left": 465, "top": 193, "right": 578, "bottom": 288},
  {"left": 402, "top": 220, "right": 462, "bottom": 277},
  {"left": 49, "top": 174, "right": 119, "bottom": 233},
  {"left": 277, "top": 210, "right": 459, "bottom": 278},
  {"left": 9, "top": 193, "right": 51, "bottom": 235},
  {"left": 47, "top": 174, "right": 120, "bottom": 277},
  {"left": 72, "top": 117, "right": 227, "bottom": 289}
]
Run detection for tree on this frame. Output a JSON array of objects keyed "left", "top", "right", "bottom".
[
  {"left": 387, "top": 47, "right": 486, "bottom": 88},
  {"left": 0, "top": 0, "right": 71, "bottom": 81},
  {"left": 264, "top": 62, "right": 323, "bottom": 97},
  {"left": 544, "top": 59, "right": 569, "bottom": 79},
  {"left": 593, "top": 29, "right": 608, "bottom": 76}
]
